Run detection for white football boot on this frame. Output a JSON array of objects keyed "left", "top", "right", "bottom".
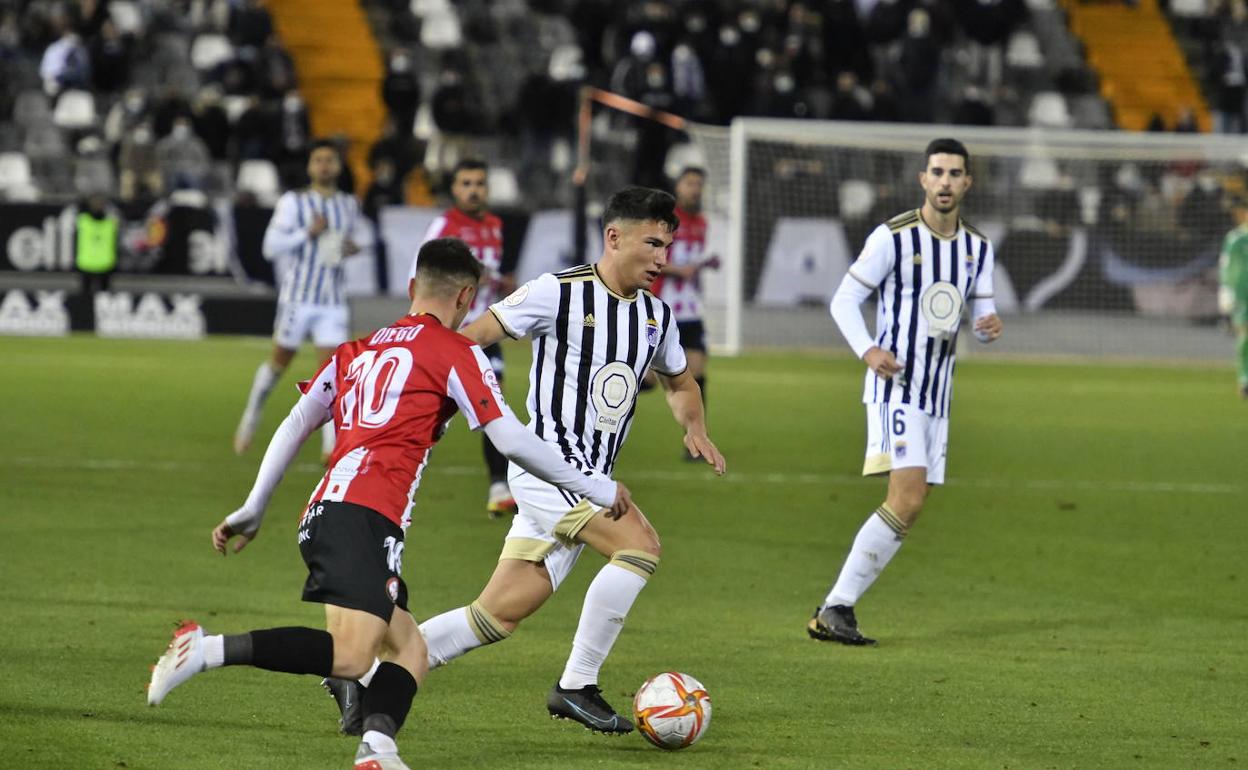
[
  {"left": 353, "top": 739, "right": 411, "bottom": 770},
  {"left": 147, "top": 621, "right": 206, "bottom": 705}
]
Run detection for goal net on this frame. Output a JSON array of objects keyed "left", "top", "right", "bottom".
[{"left": 684, "top": 119, "right": 1247, "bottom": 360}]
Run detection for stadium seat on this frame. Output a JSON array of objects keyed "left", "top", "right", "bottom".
[
  {"left": 488, "top": 167, "right": 520, "bottom": 206},
  {"left": 411, "top": 0, "right": 451, "bottom": 18},
  {"left": 52, "top": 90, "right": 97, "bottom": 130},
  {"left": 1006, "top": 31, "right": 1045, "bottom": 70},
  {"left": 663, "top": 142, "right": 705, "bottom": 182},
  {"left": 1169, "top": 0, "right": 1210, "bottom": 17},
  {"left": 413, "top": 102, "right": 434, "bottom": 140},
  {"left": 190, "top": 34, "right": 234, "bottom": 72},
  {"left": 1028, "top": 92, "right": 1072, "bottom": 129},
  {"left": 13, "top": 90, "right": 51, "bottom": 128},
  {"left": 1019, "top": 156, "right": 1062, "bottom": 190},
  {"left": 24, "top": 126, "right": 66, "bottom": 160},
  {"left": 236, "top": 159, "right": 280, "bottom": 205},
  {"left": 0, "top": 152, "right": 34, "bottom": 191},
  {"left": 421, "top": 10, "right": 463, "bottom": 49},
  {"left": 548, "top": 43, "right": 586, "bottom": 81},
  {"left": 222, "top": 95, "right": 251, "bottom": 124},
  {"left": 110, "top": 1, "right": 144, "bottom": 35},
  {"left": 838, "top": 179, "right": 876, "bottom": 219}
]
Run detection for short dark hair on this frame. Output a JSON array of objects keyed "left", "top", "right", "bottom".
[
  {"left": 602, "top": 186, "right": 680, "bottom": 232},
  {"left": 413, "top": 237, "right": 483, "bottom": 294},
  {"left": 924, "top": 138, "right": 969, "bottom": 167},
  {"left": 676, "top": 166, "right": 706, "bottom": 181},
  {"left": 451, "top": 158, "right": 488, "bottom": 183},
  {"left": 307, "top": 139, "right": 339, "bottom": 162}
]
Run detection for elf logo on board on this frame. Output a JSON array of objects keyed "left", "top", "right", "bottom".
[
  {"left": 0, "top": 290, "right": 69, "bottom": 336},
  {"left": 94, "top": 292, "right": 205, "bottom": 339}
]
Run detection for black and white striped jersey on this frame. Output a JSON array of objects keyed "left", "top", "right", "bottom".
[
  {"left": 490, "top": 264, "right": 687, "bottom": 477},
  {"left": 849, "top": 209, "right": 996, "bottom": 418},
  {"left": 262, "top": 189, "right": 363, "bottom": 306}
]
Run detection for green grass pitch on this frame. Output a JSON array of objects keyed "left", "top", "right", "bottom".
[{"left": 1, "top": 334, "right": 1244, "bottom": 769}]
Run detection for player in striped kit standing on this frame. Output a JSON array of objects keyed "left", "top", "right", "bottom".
[
  {"left": 234, "top": 140, "right": 368, "bottom": 463},
  {"left": 408, "top": 158, "right": 518, "bottom": 517},
  {"left": 650, "top": 167, "right": 719, "bottom": 445},
  {"left": 809, "top": 138, "right": 1003, "bottom": 645}
]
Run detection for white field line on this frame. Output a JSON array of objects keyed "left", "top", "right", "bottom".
[{"left": 7, "top": 456, "right": 1241, "bottom": 495}]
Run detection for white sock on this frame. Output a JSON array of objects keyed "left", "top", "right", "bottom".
[
  {"left": 825, "top": 507, "right": 906, "bottom": 608},
  {"left": 362, "top": 730, "right": 397, "bottom": 755},
  {"left": 202, "top": 634, "right": 224, "bottom": 669},
  {"left": 559, "top": 563, "right": 649, "bottom": 690},
  {"left": 242, "top": 362, "right": 281, "bottom": 421},
  {"left": 320, "top": 420, "right": 335, "bottom": 455},
  {"left": 358, "top": 658, "right": 381, "bottom": 687},
  {"left": 420, "top": 606, "right": 492, "bottom": 670}
]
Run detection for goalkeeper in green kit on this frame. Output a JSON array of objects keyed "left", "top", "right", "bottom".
[{"left": 1220, "top": 198, "right": 1248, "bottom": 399}]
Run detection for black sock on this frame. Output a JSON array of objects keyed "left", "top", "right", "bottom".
[
  {"left": 483, "top": 433, "right": 508, "bottom": 482},
  {"left": 243, "top": 627, "right": 334, "bottom": 676},
  {"left": 362, "top": 661, "right": 418, "bottom": 737},
  {"left": 222, "top": 633, "right": 252, "bottom": 665}
]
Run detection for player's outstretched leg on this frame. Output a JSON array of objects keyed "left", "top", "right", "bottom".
[
  {"left": 148, "top": 622, "right": 338, "bottom": 705},
  {"left": 547, "top": 508, "right": 661, "bottom": 735},
  {"left": 353, "top": 611, "right": 426, "bottom": 770}
]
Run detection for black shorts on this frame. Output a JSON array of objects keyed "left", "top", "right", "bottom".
[
  {"left": 677, "top": 320, "right": 707, "bottom": 353},
  {"left": 298, "top": 501, "right": 408, "bottom": 622},
  {"left": 482, "top": 341, "right": 504, "bottom": 378}
]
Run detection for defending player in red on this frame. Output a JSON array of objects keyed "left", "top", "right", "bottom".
[{"left": 147, "top": 238, "right": 630, "bottom": 770}]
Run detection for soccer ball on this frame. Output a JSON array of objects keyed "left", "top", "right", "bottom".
[{"left": 633, "top": 672, "right": 712, "bottom": 750}]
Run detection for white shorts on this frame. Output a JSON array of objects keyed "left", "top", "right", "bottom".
[
  {"left": 273, "top": 302, "right": 349, "bottom": 350},
  {"left": 501, "top": 463, "right": 611, "bottom": 591},
  {"left": 863, "top": 402, "right": 948, "bottom": 485}
]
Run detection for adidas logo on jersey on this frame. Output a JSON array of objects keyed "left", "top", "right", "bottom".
[{"left": 583, "top": 313, "right": 596, "bottom": 327}]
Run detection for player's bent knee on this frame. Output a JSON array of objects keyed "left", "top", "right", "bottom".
[
  {"left": 332, "top": 647, "right": 379, "bottom": 680},
  {"left": 609, "top": 549, "right": 661, "bottom": 580}
]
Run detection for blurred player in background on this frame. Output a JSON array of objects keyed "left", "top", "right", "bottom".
[
  {"left": 148, "top": 239, "right": 628, "bottom": 770},
  {"left": 233, "top": 140, "right": 367, "bottom": 463},
  {"left": 647, "top": 167, "right": 719, "bottom": 454},
  {"left": 810, "top": 138, "right": 1002, "bottom": 645},
  {"left": 1218, "top": 196, "right": 1248, "bottom": 399},
  {"left": 409, "top": 158, "right": 517, "bottom": 517}
]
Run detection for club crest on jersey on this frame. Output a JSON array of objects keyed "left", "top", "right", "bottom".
[
  {"left": 645, "top": 319, "right": 660, "bottom": 346},
  {"left": 482, "top": 368, "right": 501, "bottom": 393},
  {"left": 386, "top": 577, "right": 400, "bottom": 604},
  {"left": 502, "top": 285, "right": 529, "bottom": 307}
]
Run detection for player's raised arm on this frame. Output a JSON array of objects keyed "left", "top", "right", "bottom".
[{"left": 213, "top": 358, "right": 336, "bottom": 555}]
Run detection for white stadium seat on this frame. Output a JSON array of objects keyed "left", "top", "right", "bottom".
[
  {"left": 1170, "top": 0, "right": 1210, "bottom": 17},
  {"left": 487, "top": 167, "right": 520, "bottom": 207},
  {"left": 411, "top": 0, "right": 451, "bottom": 18},
  {"left": 52, "top": 90, "right": 97, "bottom": 129},
  {"left": 420, "top": 9, "right": 463, "bottom": 49},
  {"left": 236, "top": 159, "right": 280, "bottom": 205},
  {"left": 838, "top": 179, "right": 876, "bottom": 219},
  {"left": 190, "top": 34, "right": 234, "bottom": 71},
  {"left": 663, "top": 142, "right": 706, "bottom": 182},
  {"left": 1006, "top": 31, "right": 1045, "bottom": 70},
  {"left": 0, "top": 152, "right": 34, "bottom": 191},
  {"left": 110, "top": 1, "right": 144, "bottom": 35},
  {"left": 1028, "top": 91, "right": 1072, "bottom": 129}
]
